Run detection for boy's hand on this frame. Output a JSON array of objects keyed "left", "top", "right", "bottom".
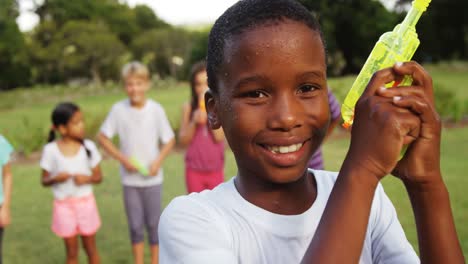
[
  {"left": 376, "top": 62, "right": 442, "bottom": 187},
  {"left": 54, "top": 172, "right": 71, "bottom": 183},
  {"left": 122, "top": 158, "right": 138, "bottom": 173},
  {"left": 73, "top": 175, "right": 91, "bottom": 185},
  {"left": 347, "top": 63, "right": 423, "bottom": 180},
  {"left": 149, "top": 161, "right": 160, "bottom": 176},
  {"left": 0, "top": 207, "right": 10, "bottom": 227}
]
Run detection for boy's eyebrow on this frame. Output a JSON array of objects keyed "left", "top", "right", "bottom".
[
  {"left": 234, "top": 75, "right": 270, "bottom": 89},
  {"left": 297, "top": 71, "right": 326, "bottom": 80}
]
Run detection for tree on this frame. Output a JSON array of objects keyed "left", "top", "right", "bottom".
[
  {"left": 28, "top": 21, "right": 63, "bottom": 83},
  {"left": 132, "top": 28, "right": 195, "bottom": 78},
  {"left": 411, "top": 0, "right": 467, "bottom": 61},
  {"left": 299, "top": 0, "right": 398, "bottom": 74},
  {"left": 0, "top": 0, "right": 31, "bottom": 89},
  {"left": 53, "top": 21, "right": 127, "bottom": 83},
  {"left": 134, "top": 5, "right": 170, "bottom": 31}
]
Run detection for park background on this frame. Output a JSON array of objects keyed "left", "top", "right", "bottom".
[{"left": 0, "top": 0, "right": 467, "bottom": 262}]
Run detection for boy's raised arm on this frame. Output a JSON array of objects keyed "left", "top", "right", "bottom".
[{"left": 302, "top": 62, "right": 463, "bottom": 263}]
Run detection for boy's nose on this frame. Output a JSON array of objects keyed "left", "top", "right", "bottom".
[{"left": 267, "top": 94, "right": 301, "bottom": 132}]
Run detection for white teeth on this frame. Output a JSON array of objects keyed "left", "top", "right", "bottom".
[
  {"left": 266, "top": 143, "right": 303, "bottom": 154},
  {"left": 279, "top": 146, "right": 289, "bottom": 153}
]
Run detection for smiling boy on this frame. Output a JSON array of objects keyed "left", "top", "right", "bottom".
[{"left": 159, "top": 1, "right": 463, "bottom": 263}]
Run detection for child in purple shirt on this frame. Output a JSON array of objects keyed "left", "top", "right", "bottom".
[{"left": 308, "top": 90, "right": 341, "bottom": 169}]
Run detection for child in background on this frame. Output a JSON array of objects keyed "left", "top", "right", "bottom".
[
  {"left": 179, "top": 61, "right": 225, "bottom": 193},
  {"left": 0, "top": 135, "right": 13, "bottom": 264},
  {"left": 97, "top": 61, "right": 175, "bottom": 264},
  {"left": 40, "top": 102, "right": 102, "bottom": 264},
  {"left": 159, "top": 0, "right": 464, "bottom": 263},
  {"left": 308, "top": 90, "right": 341, "bottom": 170}
]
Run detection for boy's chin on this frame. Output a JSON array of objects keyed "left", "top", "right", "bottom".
[
  {"left": 264, "top": 166, "right": 310, "bottom": 185},
  {"left": 129, "top": 96, "right": 146, "bottom": 105}
]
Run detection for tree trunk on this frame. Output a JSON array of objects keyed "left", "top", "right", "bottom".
[{"left": 90, "top": 63, "right": 101, "bottom": 85}]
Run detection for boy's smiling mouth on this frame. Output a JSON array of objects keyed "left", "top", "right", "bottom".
[
  {"left": 264, "top": 143, "right": 304, "bottom": 154},
  {"left": 256, "top": 138, "right": 310, "bottom": 167}
]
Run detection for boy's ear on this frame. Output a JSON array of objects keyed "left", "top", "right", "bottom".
[{"left": 205, "top": 89, "right": 221, "bottom": 129}]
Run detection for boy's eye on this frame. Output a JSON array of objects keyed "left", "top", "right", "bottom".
[
  {"left": 244, "top": 90, "right": 267, "bottom": 98},
  {"left": 297, "top": 84, "right": 318, "bottom": 94}
]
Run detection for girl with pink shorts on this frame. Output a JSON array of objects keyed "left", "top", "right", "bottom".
[{"left": 40, "top": 102, "right": 103, "bottom": 264}]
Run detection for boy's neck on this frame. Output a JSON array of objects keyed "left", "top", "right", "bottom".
[
  {"left": 234, "top": 170, "right": 317, "bottom": 215},
  {"left": 130, "top": 98, "right": 147, "bottom": 109}
]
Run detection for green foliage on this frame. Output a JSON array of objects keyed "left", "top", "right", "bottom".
[
  {"left": 134, "top": 5, "right": 170, "bottom": 30},
  {"left": 54, "top": 21, "right": 127, "bottom": 83},
  {"left": 20, "top": 0, "right": 194, "bottom": 87},
  {"left": 2, "top": 0, "right": 468, "bottom": 90},
  {"left": 396, "top": 0, "right": 468, "bottom": 62},
  {"left": 187, "top": 29, "right": 210, "bottom": 65},
  {"left": 299, "top": 0, "right": 398, "bottom": 75},
  {"left": 433, "top": 82, "right": 468, "bottom": 122},
  {"left": 0, "top": 0, "right": 31, "bottom": 89},
  {"left": 131, "top": 28, "right": 195, "bottom": 78}
]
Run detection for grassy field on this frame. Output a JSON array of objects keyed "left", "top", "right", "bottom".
[{"left": 0, "top": 63, "right": 467, "bottom": 262}]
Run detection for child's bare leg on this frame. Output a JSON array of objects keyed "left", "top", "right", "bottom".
[
  {"left": 132, "top": 242, "right": 144, "bottom": 264},
  {"left": 64, "top": 236, "right": 79, "bottom": 264},
  {"left": 150, "top": 245, "right": 159, "bottom": 264},
  {"left": 81, "top": 234, "right": 100, "bottom": 264}
]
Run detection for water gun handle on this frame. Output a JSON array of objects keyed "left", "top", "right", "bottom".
[{"left": 130, "top": 157, "right": 149, "bottom": 176}]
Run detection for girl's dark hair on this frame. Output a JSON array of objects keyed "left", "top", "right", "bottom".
[
  {"left": 189, "top": 61, "right": 207, "bottom": 119},
  {"left": 206, "top": 0, "right": 325, "bottom": 94},
  {"left": 48, "top": 102, "right": 91, "bottom": 158}
]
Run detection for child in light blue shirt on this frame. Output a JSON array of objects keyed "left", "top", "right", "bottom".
[{"left": 0, "top": 135, "right": 13, "bottom": 263}]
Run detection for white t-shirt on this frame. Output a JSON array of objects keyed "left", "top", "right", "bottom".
[
  {"left": 100, "top": 99, "right": 175, "bottom": 187},
  {"left": 40, "top": 140, "right": 102, "bottom": 200},
  {"left": 159, "top": 169, "right": 419, "bottom": 264}
]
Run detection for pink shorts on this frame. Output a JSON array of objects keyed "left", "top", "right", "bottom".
[
  {"left": 52, "top": 194, "right": 101, "bottom": 238},
  {"left": 185, "top": 168, "right": 224, "bottom": 193}
]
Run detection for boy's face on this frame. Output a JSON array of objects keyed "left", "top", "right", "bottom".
[
  {"left": 210, "top": 20, "right": 330, "bottom": 184},
  {"left": 124, "top": 75, "right": 150, "bottom": 105}
]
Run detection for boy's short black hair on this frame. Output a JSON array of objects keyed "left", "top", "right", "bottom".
[{"left": 206, "top": 0, "right": 324, "bottom": 93}]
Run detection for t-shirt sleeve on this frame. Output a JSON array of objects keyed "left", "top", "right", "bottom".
[
  {"left": 156, "top": 106, "right": 175, "bottom": 144},
  {"left": 100, "top": 105, "right": 118, "bottom": 138},
  {"left": 327, "top": 90, "right": 341, "bottom": 120},
  {"left": 39, "top": 145, "right": 54, "bottom": 172},
  {"left": 85, "top": 140, "right": 102, "bottom": 168},
  {"left": 370, "top": 184, "right": 420, "bottom": 263},
  {"left": 0, "top": 136, "right": 13, "bottom": 166},
  {"left": 159, "top": 196, "right": 237, "bottom": 264}
]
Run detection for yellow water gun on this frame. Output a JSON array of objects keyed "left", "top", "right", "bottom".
[{"left": 341, "top": 0, "right": 432, "bottom": 128}]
